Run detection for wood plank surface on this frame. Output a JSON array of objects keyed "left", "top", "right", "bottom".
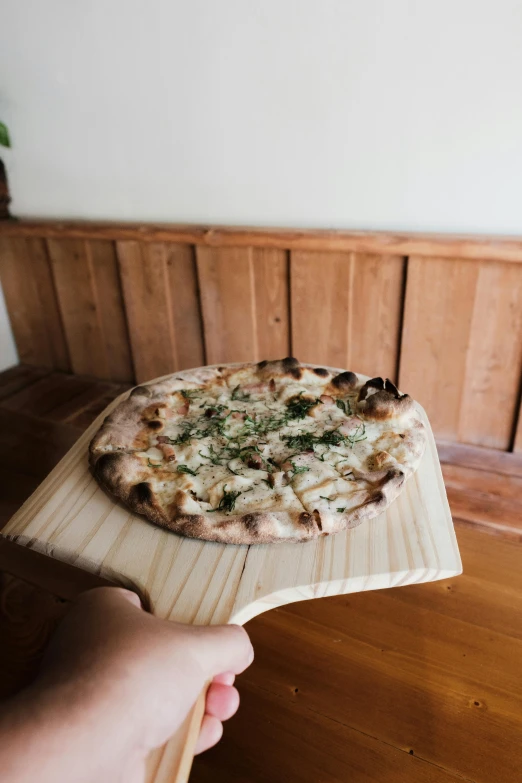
[
  {"left": 118, "top": 242, "right": 205, "bottom": 383},
  {"left": 457, "top": 261, "right": 522, "bottom": 448},
  {"left": 0, "top": 366, "right": 128, "bottom": 530},
  {"left": 0, "top": 237, "right": 70, "bottom": 369},
  {"left": 252, "top": 248, "right": 290, "bottom": 359},
  {"left": 164, "top": 244, "right": 205, "bottom": 369},
  {"left": 117, "top": 241, "right": 176, "bottom": 382},
  {"left": 400, "top": 257, "right": 522, "bottom": 449},
  {"left": 196, "top": 247, "right": 259, "bottom": 364},
  {"left": 47, "top": 239, "right": 108, "bottom": 378},
  {"left": 193, "top": 522, "right": 519, "bottom": 783},
  {"left": 88, "top": 240, "right": 134, "bottom": 383},
  {"left": 2, "top": 220, "right": 522, "bottom": 263},
  {"left": 291, "top": 251, "right": 404, "bottom": 379},
  {"left": 513, "top": 400, "right": 522, "bottom": 453},
  {"left": 437, "top": 440, "right": 522, "bottom": 477}
]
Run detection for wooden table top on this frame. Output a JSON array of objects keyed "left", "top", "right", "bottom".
[{"left": 1, "top": 365, "right": 521, "bottom": 783}]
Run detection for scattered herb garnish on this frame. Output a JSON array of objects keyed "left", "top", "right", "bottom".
[
  {"left": 198, "top": 444, "right": 223, "bottom": 465},
  {"left": 319, "top": 495, "right": 334, "bottom": 502},
  {"left": 336, "top": 398, "right": 352, "bottom": 415},
  {"left": 147, "top": 459, "right": 162, "bottom": 468},
  {"left": 286, "top": 394, "right": 322, "bottom": 420},
  {"left": 290, "top": 461, "right": 310, "bottom": 475},
  {"left": 347, "top": 423, "right": 367, "bottom": 448},
  {"left": 177, "top": 465, "right": 198, "bottom": 476},
  {"left": 283, "top": 431, "right": 317, "bottom": 451},
  {"left": 231, "top": 385, "right": 250, "bottom": 401},
  {"left": 172, "top": 428, "right": 192, "bottom": 445},
  {"left": 210, "top": 485, "right": 242, "bottom": 514},
  {"left": 181, "top": 389, "right": 201, "bottom": 399},
  {"left": 337, "top": 507, "right": 346, "bottom": 513},
  {"left": 319, "top": 429, "right": 345, "bottom": 447}
]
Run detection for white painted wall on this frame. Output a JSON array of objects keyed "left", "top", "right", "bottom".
[{"left": 1, "top": 0, "right": 522, "bottom": 369}]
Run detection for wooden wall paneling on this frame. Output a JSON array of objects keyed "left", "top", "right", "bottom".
[
  {"left": 117, "top": 241, "right": 205, "bottom": 382},
  {"left": 196, "top": 246, "right": 290, "bottom": 364},
  {"left": 164, "top": 243, "right": 205, "bottom": 370},
  {"left": 4, "top": 220, "right": 522, "bottom": 264},
  {"left": 251, "top": 248, "right": 290, "bottom": 359},
  {"left": 290, "top": 251, "right": 404, "bottom": 379},
  {"left": 47, "top": 239, "right": 132, "bottom": 382},
  {"left": 399, "top": 257, "right": 479, "bottom": 442},
  {"left": 400, "top": 257, "right": 522, "bottom": 450},
  {"left": 458, "top": 261, "right": 522, "bottom": 449},
  {"left": 514, "top": 403, "right": 522, "bottom": 453},
  {"left": 348, "top": 253, "right": 405, "bottom": 380},
  {"left": 88, "top": 241, "right": 134, "bottom": 383},
  {"left": 117, "top": 242, "right": 176, "bottom": 383},
  {"left": 0, "top": 237, "right": 69, "bottom": 370},
  {"left": 196, "top": 246, "right": 257, "bottom": 364}
]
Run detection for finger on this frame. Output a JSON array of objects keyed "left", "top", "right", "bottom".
[
  {"left": 79, "top": 586, "right": 142, "bottom": 610},
  {"left": 195, "top": 715, "right": 223, "bottom": 754},
  {"left": 114, "top": 588, "right": 142, "bottom": 609},
  {"left": 193, "top": 624, "right": 254, "bottom": 678},
  {"left": 205, "top": 683, "right": 240, "bottom": 721},
  {"left": 213, "top": 672, "right": 235, "bottom": 686}
]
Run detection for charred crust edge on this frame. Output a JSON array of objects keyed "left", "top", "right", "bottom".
[{"left": 331, "top": 371, "right": 357, "bottom": 390}]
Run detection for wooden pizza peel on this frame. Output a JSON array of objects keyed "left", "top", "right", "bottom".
[{"left": 0, "top": 369, "right": 462, "bottom": 783}]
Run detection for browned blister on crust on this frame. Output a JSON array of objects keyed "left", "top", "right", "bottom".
[{"left": 89, "top": 359, "right": 426, "bottom": 545}]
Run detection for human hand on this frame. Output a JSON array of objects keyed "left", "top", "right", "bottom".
[{"left": 0, "top": 587, "right": 253, "bottom": 783}]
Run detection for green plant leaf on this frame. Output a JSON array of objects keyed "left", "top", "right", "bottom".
[{"left": 0, "top": 122, "right": 11, "bottom": 149}]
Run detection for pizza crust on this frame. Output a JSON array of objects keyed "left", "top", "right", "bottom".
[{"left": 89, "top": 359, "right": 426, "bottom": 545}]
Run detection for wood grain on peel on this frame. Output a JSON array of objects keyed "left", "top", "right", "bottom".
[{"left": 290, "top": 251, "right": 404, "bottom": 380}]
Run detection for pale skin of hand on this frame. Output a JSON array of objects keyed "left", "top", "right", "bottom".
[{"left": 0, "top": 587, "right": 254, "bottom": 783}]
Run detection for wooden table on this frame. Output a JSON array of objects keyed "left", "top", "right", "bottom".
[{"left": 1, "top": 365, "right": 521, "bottom": 783}]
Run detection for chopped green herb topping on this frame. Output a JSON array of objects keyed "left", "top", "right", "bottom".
[
  {"left": 177, "top": 465, "right": 198, "bottom": 476},
  {"left": 347, "top": 423, "right": 367, "bottom": 448},
  {"left": 337, "top": 507, "right": 346, "bottom": 513},
  {"left": 211, "top": 485, "right": 242, "bottom": 513},
  {"left": 336, "top": 398, "right": 352, "bottom": 415},
  {"left": 286, "top": 395, "right": 322, "bottom": 420},
  {"left": 147, "top": 459, "right": 162, "bottom": 468},
  {"left": 231, "top": 385, "right": 250, "bottom": 401},
  {"left": 290, "top": 461, "right": 310, "bottom": 475},
  {"left": 181, "top": 389, "right": 201, "bottom": 399}
]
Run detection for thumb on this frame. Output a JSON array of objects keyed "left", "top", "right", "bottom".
[{"left": 187, "top": 624, "right": 254, "bottom": 679}]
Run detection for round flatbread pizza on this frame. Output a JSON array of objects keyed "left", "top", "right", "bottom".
[{"left": 89, "top": 358, "right": 426, "bottom": 545}]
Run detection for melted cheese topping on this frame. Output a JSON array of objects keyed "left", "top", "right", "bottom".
[{"left": 138, "top": 373, "right": 422, "bottom": 518}]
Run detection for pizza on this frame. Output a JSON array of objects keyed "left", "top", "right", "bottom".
[{"left": 89, "top": 358, "right": 426, "bottom": 545}]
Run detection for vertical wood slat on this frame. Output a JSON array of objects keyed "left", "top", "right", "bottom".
[
  {"left": 514, "top": 406, "right": 522, "bottom": 453},
  {"left": 88, "top": 241, "right": 134, "bottom": 383},
  {"left": 290, "top": 251, "right": 405, "bottom": 380},
  {"left": 400, "top": 257, "right": 522, "bottom": 450},
  {"left": 117, "top": 242, "right": 204, "bottom": 383},
  {"left": 196, "top": 246, "right": 290, "bottom": 364},
  {"left": 0, "top": 237, "right": 69, "bottom": 370},
  {"left": 47, "top": 239, "right": 134, "bottom": 383}
]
